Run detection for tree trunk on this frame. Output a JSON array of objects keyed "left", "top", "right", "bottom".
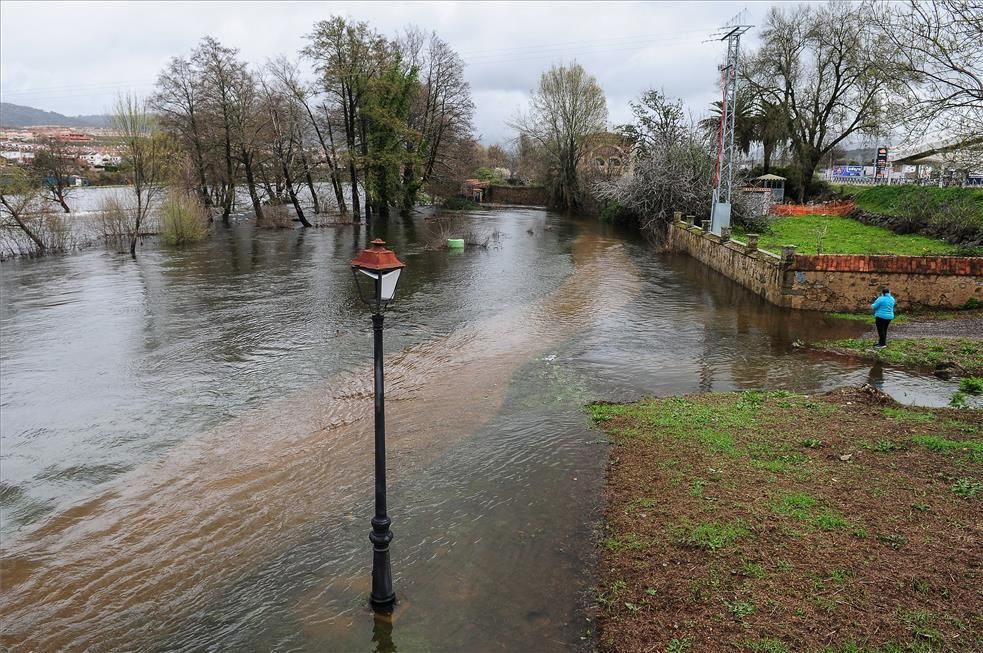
[
  {"left": 53, "top": 188, "right": 70, "bottom": 213},
  {"left": 241, "top": 147, "right": 264, "bottom": 221},
  {"left": 130, "top": 196, "right": 142, "bottom": 260},
  {"left": 343, "top": 87, "right": 361, "bottom": 220},
  {"left": 798, "top": 159, "right": 817, "bottom": 203},
  {"left": 282, "top": 161, "right": 311, "bottom": 227},
  {"left": 400, "top": 158, "right": 418, "bottom": 216},
  {"left": 221, "top": 129, "right": 235, "bottom": 225},
  {"left": 221, "top": 185, "right": 233, "bottom": 224},
  {"left": 299, "top": 149, "right": 320, "bottom": 214},
  {"left": 359, "top": 113, "right": 372, "bottom": 224},
  {"left": 326, "top": 121, "right": 347, "bottom": 214}
]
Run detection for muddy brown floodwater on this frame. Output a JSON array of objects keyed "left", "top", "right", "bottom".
[{"left": 0, "top": 204, "right": 967, "bottom": 651}]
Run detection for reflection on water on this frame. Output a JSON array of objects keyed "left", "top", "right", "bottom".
[
  {"left": 373, "top": 614, "right": 397, "bottom": 653},
  {"left": 0, "top": 205, "right": 966, "bottom": 652},
  {"left": 867, "top": 361, "right": 886, "bottom": 392}
]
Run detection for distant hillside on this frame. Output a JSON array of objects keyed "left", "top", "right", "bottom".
[{"left": 0, "top": 102, "right": 112, "bottom": 128}]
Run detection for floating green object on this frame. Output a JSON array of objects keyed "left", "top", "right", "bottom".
[{"left": 447, "top": 238, "right": 465, "bottom": 249}]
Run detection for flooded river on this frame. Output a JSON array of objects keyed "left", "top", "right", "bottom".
[{"left": 0, "top": 206, "right": 964, "bottom": 651}]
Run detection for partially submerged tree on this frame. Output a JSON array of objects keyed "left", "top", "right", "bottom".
[
  {"left": 511, "top": 63, "right": 608, "bottom": 212},
  {"left": 151, "top": 55, "right": 213, "bottom": 213},
  {"left": 193, "top": 37, "right": 246, "bottom": 224},
  {"left": 400, "top": 28, "right": 475, "bottom": 206},
  {"left": 304, "top": 17, "right": 387, "bottom": 220},
  {"left": 0, "top": 167, "right": 53, "bottom": 255},
  {"left": 113, "top": 94, "right": 173, "bottom": 259},
  {"left": 744, "top": 3, "right": 903, "bottom": 201},
  {"left": 32, "top": 138, "right": 77, "bottom": 213}
]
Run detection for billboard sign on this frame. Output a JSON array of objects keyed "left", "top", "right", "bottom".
[{"left": 833, "top": 165, "right": 864, "bottom": 177}]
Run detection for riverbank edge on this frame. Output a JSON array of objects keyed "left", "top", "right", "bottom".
[
  {"left": 587, "top": 387, "right": 983, "bottom": 653},
  {"left": 811, "top": 338, "right": 983, "bottom": 379}
]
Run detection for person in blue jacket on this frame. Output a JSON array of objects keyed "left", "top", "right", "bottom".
[{"left": 871, "top": 288, "right": 896, "bottom": 348}]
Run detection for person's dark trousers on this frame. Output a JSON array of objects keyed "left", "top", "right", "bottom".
[{"left": 875, "top": 317, "right": 892, "bottom": 346}]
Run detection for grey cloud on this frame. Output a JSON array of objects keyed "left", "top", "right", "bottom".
[{"left": 1, "top": 1, "right": 773, "bottom": 143}]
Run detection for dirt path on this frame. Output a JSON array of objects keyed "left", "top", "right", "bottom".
[
  {"left": 589, "top": 387, "right": 983, "bottom": 653},
  {"left": 888, "top": 315, "right": 983, "bottom": 339}
]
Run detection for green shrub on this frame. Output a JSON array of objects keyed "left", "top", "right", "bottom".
[
  {"left": 959, "top": 377, "right": 983, "bottom": 395},
  {"left": 441, "top": 197, "right": 482, "bottom": 211},
  {"left": 931, "top": 195, "right": 983, "bottom": 241},
  {"left": 159, "top": 192, "right": 209, "bottom": 245},
  {"left": 598, "top": 199, "right": 636, "bottom": 224}
]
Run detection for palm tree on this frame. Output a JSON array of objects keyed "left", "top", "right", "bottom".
[
  {"left": 755, "top": 99, "right": 788, "bottom": 173},
  {"left": 699, "top": 91, "right": 757, "bottom": 157}
]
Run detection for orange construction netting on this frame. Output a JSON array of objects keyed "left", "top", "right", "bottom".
[{"left": 769, "top": 201, "right": 855, "bottom": 217}]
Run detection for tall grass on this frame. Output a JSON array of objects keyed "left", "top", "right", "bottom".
[
  {"left": 257, "top": 203, "right": 292, "bottom": 229},
  {"left": 159, "top": 193, "right": 209, "bottom": 245},
  {"left": 98, "top": 195, "right": 132, "bottom": 250}
]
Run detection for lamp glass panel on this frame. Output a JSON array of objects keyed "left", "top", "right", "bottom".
[{"left": 380, "top": 269, "right": 401, "bottom": 301}]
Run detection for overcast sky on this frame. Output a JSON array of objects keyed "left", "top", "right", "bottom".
[{"left": 1, "top": 1, "right": 781, "bottom": 144}]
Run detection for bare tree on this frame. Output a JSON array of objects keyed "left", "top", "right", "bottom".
[
  {"left": 873, "top": 0, "right": 983, "bottom": 149},
  {"left": 267, "top": 57, "right": 340, "bottom": 214},
  {"left": 0, "top": 167, "right": 51, "bottom": 254},
  {"left": 510, "top": 62, "right": 608, "bottom": 212},
  {"left": 304, "top": 17, "right": 388, "bottom": 220},
  {"left": 113, "top": 94, "right": 172, "bottom": 259},
  {"left": 193, "top": 37, "right": 244, "bottom": 224},
  {"left": 32, "top": 137, "right": 77, "bottom": 213},
  {"left": 596, "top": 90, "right": 731, "bottom": 237},
  {"left": 400, "top": 28, "right": 475, "bottom": 192},
  {"left": 228, "top": 65, "right": 267, "bottom": 222},
  {"left": 258, "top": 72, "right": 313, "bottom": 226},
  {"left": 151, "top": 55, "right": 213, "bottom": 213},
  {"left": 745, "top": 2, "right": 903, "bottom": 201}
]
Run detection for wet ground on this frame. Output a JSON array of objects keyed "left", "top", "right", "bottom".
[{"left": 0, "top": 205, "right": 968, "bottom": 651}]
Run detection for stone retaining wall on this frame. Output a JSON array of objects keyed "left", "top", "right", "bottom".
[
  {"left": 483, "top": 185, "right": 548, "bottom": 207},
  {"left": 667, "top": 219, "right": 983, "bottom": 311}
]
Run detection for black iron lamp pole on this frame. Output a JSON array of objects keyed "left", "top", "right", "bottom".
[
  {"left": 351, "top": 239, "right": 405, "bottom": 614},
  {"left": 369, "top": 309, "right": 395, "bottom": 612}
]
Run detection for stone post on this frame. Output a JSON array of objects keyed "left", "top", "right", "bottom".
[
  {"left": 720, "top": 226, "right": 732, "bottom": 242},
  {"left": 685, "top": 214, "right": 695, "bottom": 226},
  {"left": 746, "top": 234, "right": 759, "bottom": 251},
  {"left": 701, "top": 219, "right": 711, "bottom": 232},
  {"left": 781, "top": 245, "right": 797, "bottom": 265},
  {"left": 673, "top": 210, "right": 682, "bottom": 222}
]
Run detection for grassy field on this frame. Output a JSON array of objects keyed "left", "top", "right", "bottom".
[
  {"left": 819, "top": 338, "right": 983, "bottom": 377},
  {"left": 733, "top": 216, "right": 971, "bottom": 256},
  {"left": 833, "top": 186, "right": 983, "bottom": 220},
  {"left": 589, "top": 389, "right": 983, "bottom": 653}
]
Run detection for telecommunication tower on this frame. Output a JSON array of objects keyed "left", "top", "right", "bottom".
[{"left": 709, "top": 19, "right": 752, "bottom": 235}]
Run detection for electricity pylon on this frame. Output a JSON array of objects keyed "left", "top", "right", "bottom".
[{"left": 709, "top": 21, "right": 751, "bottom": 235}]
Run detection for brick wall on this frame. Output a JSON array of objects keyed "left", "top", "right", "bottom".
[
  {"left": 792, "top": 255, "right": 982, "bottom": 276},
  {"left": 667, "top": 221, "right": 983, "bottom": 311},
  {"left": 483, "top": 185, "right": 548, "bottom": 207}
]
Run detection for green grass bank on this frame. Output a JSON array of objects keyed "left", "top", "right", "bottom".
[
  {"left": 734, "top": 216, "right": 974, "bottom": 256},
  {"left": 817, "top": 338, "right": 983, "bottom": 377},
  {"left": 835, "top": 185, "right": 983, "bottom": 220}
]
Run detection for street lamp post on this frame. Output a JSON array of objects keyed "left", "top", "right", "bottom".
[{"left": 351, "top": 239, "right": 406, "bottom": 614}]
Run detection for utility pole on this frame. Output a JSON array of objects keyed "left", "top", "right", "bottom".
[{"left": 708, "top": 19, "right": 752, "bottom": 235}]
